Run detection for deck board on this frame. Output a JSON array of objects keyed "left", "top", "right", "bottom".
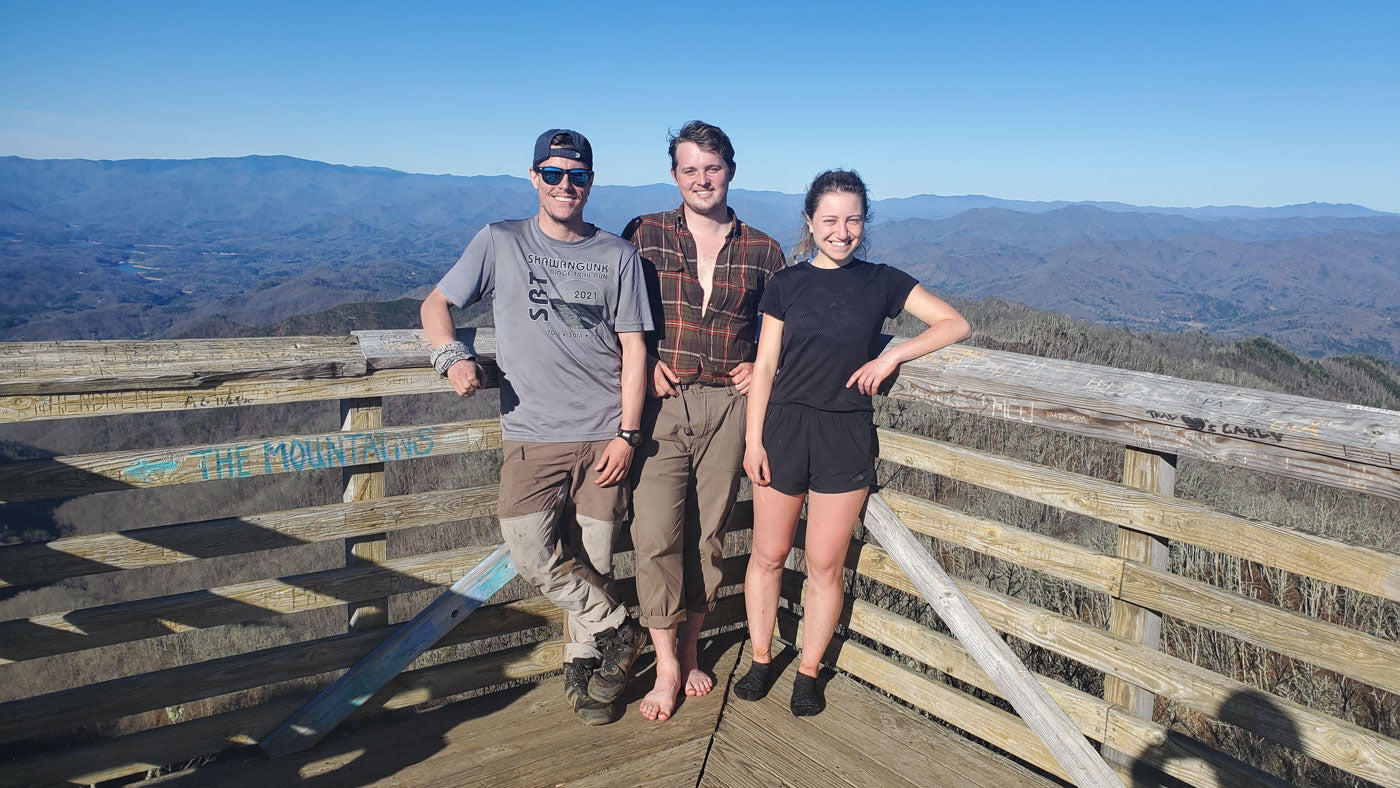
[
  {"left": 146, "top": 636, "right": 1059, "bottom": 788},
  {"left": 153, "top": 634, "right": 743, "bottom": 788},
  {"left": 701, "top": 648, "right": 1060, "bottom": 788}
]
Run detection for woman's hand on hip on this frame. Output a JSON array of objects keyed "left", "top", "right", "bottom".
[{"left": 846, "top": 355, "right": 900, "bottom": 395}]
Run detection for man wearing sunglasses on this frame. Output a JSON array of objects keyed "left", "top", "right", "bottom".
[
  {"left": 421, "top": 129, "right": 651, "bottom": 726},
  {"left": 622, "top": 121, "right": 787, "bottom": 722}
]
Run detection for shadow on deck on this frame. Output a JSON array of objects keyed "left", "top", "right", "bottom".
[{"left": 142, "top": 634, "right": 1055, "bottom": 788}]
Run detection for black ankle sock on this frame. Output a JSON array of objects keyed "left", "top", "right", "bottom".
[
  {"left": 733, "top": 661, "right": 774, "bottom": 701},
  {"left": 790, "top": 672, "right": 825, "bottom": 716}
]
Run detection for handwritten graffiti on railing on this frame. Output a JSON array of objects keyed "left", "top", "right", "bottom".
[
  {"left": 183, "top": 429, "right": 438, "bottom": 480},
  {"left": 108, "top": 427, "right": 442, "bottom": 484},
  {"left": 1145, "top": 410, "right": 1286, "bottom": 443}
]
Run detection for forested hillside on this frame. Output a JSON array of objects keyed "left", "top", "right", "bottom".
[
  {"left": 183, "top": 294, "right": 1400, "bottom": 411},
  {"left": 4, "top": 155, "right": 1398, "bottom": 362}
]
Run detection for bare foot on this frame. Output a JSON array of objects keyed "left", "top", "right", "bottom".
[
  {"left": 677, "top": 612, "right": 710, "bottom": 697},
  {"left": 639, "top": 673, "right": 681, "bottom": 721},
  {"left": 683, "top": 664, "right": 714, "bottom": 697}
]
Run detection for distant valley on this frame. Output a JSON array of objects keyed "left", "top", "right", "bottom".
[{"left": 1, "top": 155, "right": 1397, "bottom": 361}]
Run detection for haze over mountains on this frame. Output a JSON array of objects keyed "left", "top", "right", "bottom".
[{"left": 2, "top": 155, "right": 1398, "bottom": 360}]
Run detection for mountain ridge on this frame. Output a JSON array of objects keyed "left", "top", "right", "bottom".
[{"left": 2, "top": 154, "right": 1397, "bottom": 361}]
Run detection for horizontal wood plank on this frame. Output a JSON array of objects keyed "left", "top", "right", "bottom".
[
  {"left": 0, "top": 593, "right": 558, "bottom": 744},
  {"left": 0, "top": 559, "right": 750, "bottom": 736},
  {"left": 878, "top": 489, "right": 1399, "bottom": 694},
  {"left": 880, "top": 489, "right": 1124, "bottom": 596},
  {"left": 0, "top": 486, "right": 498, "bottom": 588},
  {"left": 0, "top": 544, "right": 501, "bottom": 663},
  {"left": 879, "top": 429, "right": 1400, "bottom": 603},
  {"left": 850, "top": 539, "right": 1400, "bottom": 786},
  {"left": 888, "top": 343, "right": 1400, "bottom": 500},
  {"left": 0, "top": 368, "right": 453, "bottom": 424},
  {"left": 0, "top": 417, "right": 501, "bottom": 503},
  {"left": 352, "top": 328, "right": 497, "bottom": 371},
  {"left": 0, "top": 336, "right": 368, "bottom": 396},
  {"left": 832, "top": 596, "right": 1283, "bottom": 788},
  {"left": 893, "top": 342, "right": 1400, "bottom": 471},
  {"left": 1119, "top": 563, "right": 1400, "bottom": 695}
]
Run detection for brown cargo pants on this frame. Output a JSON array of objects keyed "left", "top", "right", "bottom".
[{"left": 629, "top": 385, "right": 746, "bottom": 629}]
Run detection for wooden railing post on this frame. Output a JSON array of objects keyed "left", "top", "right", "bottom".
[
  {"left": 863, "top": 494, "right": 1122, "bottom": 787},
  {"left": 342, "top": 396, "right": 387, "bottom": 630},
  {"left": 1103, "top": 446, "right": 1175, "bottom": 767}
]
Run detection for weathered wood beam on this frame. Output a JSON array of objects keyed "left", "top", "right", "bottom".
[
  {"left": 882, "top": 489, "right": 1400, "bottom": 694},
  {"left": 1119, "top": 563, "right": 1400, "bottom": 695},
  {"left": 1103, "top": 447, "right": 1174, "bottom": 769},
  {"left": 880, "top": 489, "right": 1124, "bottom": 595},
  {"left": 0, "top": 543, "right": 501, "bottom": 663},
  {"left": 0, "top": 486, "right": 498, "bottom": 589},
  {"left": 879, "top": 429, "right": 1400, "bottom": 602},
  {"left": 0, "top": 597, "right": 749, "bottom": 788},
  {"left": 0, "top": 639, "right": 561, "bottom": 788},
  {"left": 0, "top": 594, "right": 558, "bottom": 744},
  {"left": 0, "top": 557, "right": 751, "bottom": 740},
  {"left": 261, "top": 545, "right": 517, "bottom": 758},
  {"left": 0, "top": 326, "right": 504, "bottom": 424},
  {"left": 351, "top": 327, "right": 497, "bottom": 371},
  {"left": 829, "top": 597, "right": 1284, "bottom": 788},
  {"left": 861, "top": 493, "right": 1120, "bottom": 787},
  {"left": 0, "top": 336, "right": 367, "bottom": 395},
  {"left": 0, "top": 368, "right": 448, "bottom": 424},
  {"left": 892, "top": 341, "right": 1400, "bottom": 470},
  {"left": 0, "top": 493, "right": 748, "bottom": 592},
  {"left": 341, "top": 396, "right": 388, "bottom": 631},
  {"left": 851, "top": 539, "right": 1400, "bottom": 786},
  {"left": 886, "top": 341, "right": 1400, "bottom": 499},
  {"left": 0, "top": 417, "right": 501, "bottom": 503}
]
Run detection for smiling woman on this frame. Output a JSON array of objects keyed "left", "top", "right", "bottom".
[{"left": 737, "top": 168, "right": 972, "bottom": 717}]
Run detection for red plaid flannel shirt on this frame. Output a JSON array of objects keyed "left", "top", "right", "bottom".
[{"left": 623, "top": 206, "right": 786, "bottom": 386}]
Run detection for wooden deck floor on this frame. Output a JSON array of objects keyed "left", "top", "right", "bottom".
[{"left": 151, "top": 634, "right": 1056, "bottom": 788}]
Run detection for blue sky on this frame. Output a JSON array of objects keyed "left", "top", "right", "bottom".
[{"left": 2, "top": 1, "right": 1397, "bottom": 211}]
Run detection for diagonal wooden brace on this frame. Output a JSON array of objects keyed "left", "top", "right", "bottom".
[
  {"left": 862, "top": 493, "right": 1122, "bottom": 787},
  {"left": 259, "top": 544, "right": 517, "bottom": 759}
]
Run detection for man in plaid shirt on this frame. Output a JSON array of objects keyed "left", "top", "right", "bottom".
[{"left": 622, "top": 121, "right": 786, "bottom": 722}]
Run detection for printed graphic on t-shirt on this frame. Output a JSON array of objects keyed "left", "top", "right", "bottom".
[
  {"left": 524, "top": 253, "right": 611, "bottom": 333},
  {"left": 787, "top": 288, "right": 865, "bottom": 339}
]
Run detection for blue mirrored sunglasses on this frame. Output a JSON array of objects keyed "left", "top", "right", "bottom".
[{"left": 533, "top": 166, "right": 594, "bottom": 187}]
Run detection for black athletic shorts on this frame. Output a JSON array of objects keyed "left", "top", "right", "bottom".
[{"left": 761, "top": 402, "right": 876, "bottom": 496}]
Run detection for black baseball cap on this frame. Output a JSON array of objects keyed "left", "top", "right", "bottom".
[{"left": 533, "top": 129, "right": 593, "bottom": 169}]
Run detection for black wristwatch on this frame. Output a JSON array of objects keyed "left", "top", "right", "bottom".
[{"left": 616, "top": 428, "right": 643, "bottom": 447}]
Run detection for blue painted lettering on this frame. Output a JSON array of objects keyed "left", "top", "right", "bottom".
[
  {"left": 416, "top": 428, "right": 435, "bottom": 455},
  {"left": 188, "top": 448, "right": 215, "bottom": 480}
]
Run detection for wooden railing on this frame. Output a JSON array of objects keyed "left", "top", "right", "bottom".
[{"left": 1, "top": 330, "right": 1397, "bottom": 786}]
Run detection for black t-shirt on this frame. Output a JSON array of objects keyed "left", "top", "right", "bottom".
[{"left": 759, "top": 259, "right": 918, "bottom": 412}]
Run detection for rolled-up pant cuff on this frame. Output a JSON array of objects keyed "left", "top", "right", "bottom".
[
  {"left": 639, "top": 603, "right": 716, "bottom": 631},
  {"left": 639, "top": 611, "right": 688, "bottom": 630}
]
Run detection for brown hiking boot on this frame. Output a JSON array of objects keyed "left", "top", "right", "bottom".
[
  {"left": 564, "top": 657, "right": 616, "bottom": 725},
  {"left": 589, "top": 618, "right": 646, "bottom": 703}
]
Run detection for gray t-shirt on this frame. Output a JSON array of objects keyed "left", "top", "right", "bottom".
[{"left": 437, "top": 218, "right": 653, "bottom": 442}]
